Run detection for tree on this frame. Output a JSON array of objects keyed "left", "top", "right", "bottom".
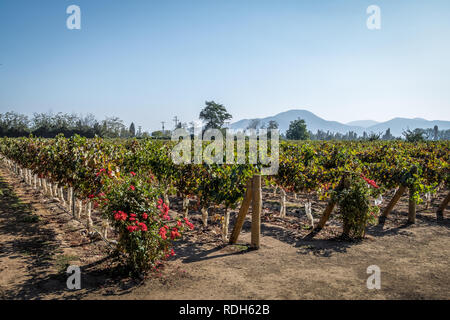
[
  {"left": 0, "top": 111, "right": 30, "bottom": 137},
  {"left": 382, "top": 128, "right": 394, "bottom": 140},
  {"left": 199, "top": 101, "right": 232, "bottom": 130},
  {"left": 101, "top": 117, "right": 126, "bottom": 138},
  {"left": 267, "top": 120, "right": 279, "bottom": 130},
  {"left": 402, "top": 128, "right": 425, "bottom": 142},
  {"left": 129, "top": 122, "right": 136, "bottom": 137},
  {"left": 246, "top": 119, "right": 261, "bottom": 130},
  {"left": 367, "top": 132, "right": 382, "bottom": 141},
  {"left": 434, "top": 125, "right": 439, "bottom": 141},
  {"left": 285, "top": 118, "right": 309, "bottom": 140}
]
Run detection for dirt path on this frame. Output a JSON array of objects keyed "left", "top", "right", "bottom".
[{"left": 0, "top": 166, "right": 449, "bottom": 299}]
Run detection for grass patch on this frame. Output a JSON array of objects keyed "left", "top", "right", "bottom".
[
  {"left": 54, "top": 254, "right": 80, "bottom": 274},
  {"left": 19, "top": 214, "right": 40, "bottom": 223}
]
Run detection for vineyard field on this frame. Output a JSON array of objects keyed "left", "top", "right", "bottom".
[{"left": 0, "top": 136, "right": 449, "bottom": 299}]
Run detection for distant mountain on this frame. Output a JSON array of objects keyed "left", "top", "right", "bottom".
[
  {"left": 229, "top": 109, "right": 450, "bottom": 137},
  {"left": 346, "top": 120, "right": 379, "bottom": 128},
  {"left": 365, "top": 118, "right": 450, "bottom": 137}
]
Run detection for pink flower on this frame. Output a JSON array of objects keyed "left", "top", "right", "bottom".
[
  {"left": 142, "top": 213, "right": 148, "bottom": 220},
  {"left": 129, "top": 185, "right": 135, "bottom": 191},
  {"left": 130, "top": 171, "right": 136, "bottom": 176}
]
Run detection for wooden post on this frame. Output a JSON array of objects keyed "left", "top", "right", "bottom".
[
  {"left": 251, "top": 175, "right": 262, "bottom": 249},
  {"left": 102, "top": 220, "right": 109, "bottom": 239},
  {"left": 60, "top": 187, "right": 66, "bottom": 206},
  {"left": 280, "top": 188, "right": 286, "bottom": 218},
  {"left": 77, "top": 199, "right": 82, "bottom": 219},
  {"left": 87, "top": 201, "right": 93, "bottom": 231},
  {"left": 222, "top": 208, "right": 230, "bottom": 242},
  {"left": 183, "top": 197, "right": 189, "bottom": 218},
  {"left": 201, "top": 207, "right": 208, "bottom": 227},
  {"left": 316, "top": 200, "right": 336, "bottom": 230},
  {"left": 408, "top": 188, "right": 416, "bottom": 224},
  {"left": 380, "top": 185, "right": 407, "bottom": 220},
  {"left": 68, "top": 187, "right": 73, "bottom": 211},
  {"left": 314, "top": 174, "right": 348, "bottom": 231},
  {"left": 71, "top": 190, "right": 76, "bottom": 219},
  {"left": 437, "top": 191, "right": 450, "bottom": 220},
  {"left": 229, "top": 179, "right": 253, "bottom": 244}
]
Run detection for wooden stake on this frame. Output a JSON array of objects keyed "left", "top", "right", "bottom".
[
  {"left": 437, "top": 191, "right": 450, "bottom": 220},
  {"left": 68, "top": 187, "right": 73, "bottom": 211},
  {"left": 380, "top": 185, "right": 406, "bottom": 219},
  {"left": 71, "top": 190, "right": 76, "bottom": 219},
  {"left": 77, "top": 199, "right": 82, "bottom": 219},
  {"left": 314, "top": 174, "right": 349, "bottom": 231},
  {"left": 87, "top": 201, "right": 93, "bottom": 231},
  {"left": 201, "top": 207, "right": 208, "bottom": 227},
  {"left": 183, "top": 197, "right": 189, "bottom": 218},
  {"left": 280, "top": 188, "right": 286, "bottom": 218},
  {"left": 229, "top": 179, "right": 253, "bottom": 244},
  {"left": 316, "top": 200, "right": 336, "bottom": 230},
  {"left": 222, "top": 208, "right": 230, "bottom": 242},
  {"left": 408, "top": 188, "right": 416, "bottom": 224},
  {"left": 251, "top": 175, "right": 262, "bottom": 249},
  {"left": 102, "top": 220, "right": 109, "bottom": 239}
]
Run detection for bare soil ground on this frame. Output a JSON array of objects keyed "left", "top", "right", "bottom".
[{"left": 0, "top": 166, "right": 449, "bottom": 300}]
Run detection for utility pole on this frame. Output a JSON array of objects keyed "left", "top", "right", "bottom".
[
  {"left": 173, "top": 116, "right": 179, "bottom": 129},
  {"left": 161, "top": 121, "right": 165, "bottom": 132}
]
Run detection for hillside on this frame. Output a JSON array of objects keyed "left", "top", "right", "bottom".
[{"left": 229, "top": 109, "right": 450, "bottom": 137}]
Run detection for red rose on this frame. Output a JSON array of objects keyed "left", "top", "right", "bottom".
[
  {"left": 129, "top": 185, "right": 135, "bottom": 191},
  {"left": 139, "top": 222, "right": 148, "bottom": 232},
  {"left": 142, "top": 213, "right": 148, "bottom": 220}
]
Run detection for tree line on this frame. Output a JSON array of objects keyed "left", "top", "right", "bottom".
[
  {"left": 0, "top": 111, "right": 143, "bottom": 138},
  {"left": 2, "top": 105, "right": 448, "bottom": 141}
]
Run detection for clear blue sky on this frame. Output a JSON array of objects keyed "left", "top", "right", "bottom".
[{"left": 1, "top": 0, "right": 449, "bottom": 132}]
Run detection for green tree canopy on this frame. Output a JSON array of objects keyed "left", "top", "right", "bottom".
[
  {"left": 285, "top": 118, "right": 309, "bottom": 140},
  {"left": 199, "top": 101, "right": 232, "bottom": 130}
]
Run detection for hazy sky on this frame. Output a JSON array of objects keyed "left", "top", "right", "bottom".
[{"left": 1, "top": 0, "right": 449, "bottom": 132}]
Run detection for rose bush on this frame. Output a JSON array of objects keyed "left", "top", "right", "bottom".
[
  {"left": 93, "top": 169, "right": 194, "bottom": 273},
  {"left": 332, "top": 173, "right": 381, "bottom": 239}
]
